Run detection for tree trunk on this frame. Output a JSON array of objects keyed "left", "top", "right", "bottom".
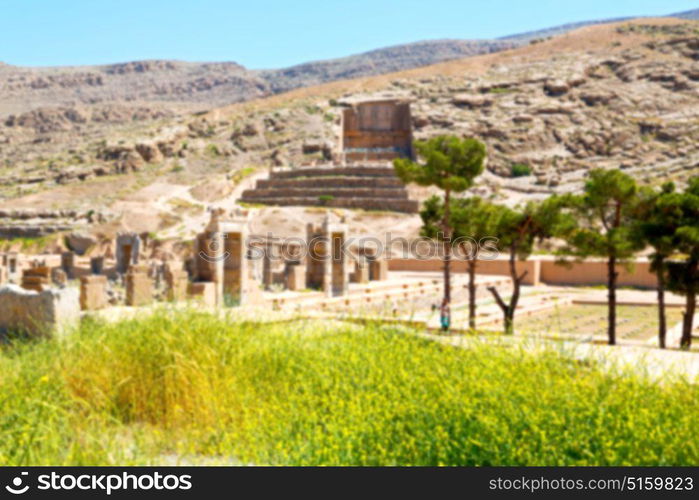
[
  {"left": 488, "top": 245, "right": 524, "bottom": 335},
  {"left": 607, "top": 254, "right": 617, "bottom": 346},
  {"left": 680, "top": 261, "right": 697, "bottom": 349},
  {"left": 487, "top": 285, "right": 511, "bottom": 335},
  {"left": 681, "top": 292, "right": 696, "bottom": 349},
  {"left": 467, "top": 260, "right": 477, "bottom": 330},
  {"left": 656, "top": 256, "right": 666, "bottom": 349},
  {"left": 443, "top": 189, "right": 452, "bottom": 304},
  {"left": 504, "top": 308, "right": 514, "bottom": 336},
  {"left": 508, "top": 245, "right": 521, "bottom": 323}
]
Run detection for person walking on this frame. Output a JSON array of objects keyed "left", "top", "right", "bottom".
[{"left": 440, "top": 298, "right": 451, "bottom": 333}]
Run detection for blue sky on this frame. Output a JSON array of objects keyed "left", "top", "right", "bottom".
[{"left": 1, "top": 1, "right": 698, "bottom": 68}]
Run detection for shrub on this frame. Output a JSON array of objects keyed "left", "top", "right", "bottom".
[{"left": 511, "top": 163, "right": 532, "bottom": 177}]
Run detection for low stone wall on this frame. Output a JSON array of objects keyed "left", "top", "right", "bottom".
[
  {"left": 0, "top": 284, "right": 80, "bottom": 337},
  {"left": 256, "top": 177, "right": 403, "bottom": 189},
  {"left": 271, "top": 166, "right": 399, "bottom": 179},
  {"left": 388, "top": 257, "right": 658, "bottom": 289},
  {"left": 388, "top": 258, "right": 539, "bottom": 286},
  {"left": 240, "top": 196, "right": 419, "bottom": 213},
  {"left": 539, "top": 257, "right": 656, "bottom": 288},
  {"left": 242, "top": 187, "right": 409, "bottom": 199}
]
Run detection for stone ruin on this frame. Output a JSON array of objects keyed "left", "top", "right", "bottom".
[
  {"left": 306, "top": 214, "right": 349, "bottom": 297},
  {"left": 21, "top": 266, "right": 51, "bottom": 292},
  {"left": 260, "top": 241, "right": 307, "bottom": 292},
  {"left": 164, "top": 262, "right": 189, "bottom": 302},
  {"left": 1, "top": 252, "right": 19, "bottom": 284},
  {"left": 239, "top": 99, "right": 419, "bottom": 213},
  {"left": 80, "top": 275, "right": 108, "bottom": 311},
  {"left": 90, "top": 256, "right": 104, "bottom": 275},
  {"left": 191, "top": 208, "right": 257, "bottom": 307},
  {"left": 125, "top": 265, "right": 152, "bottom": 307},
  {"left": 341, "top": 98, "right": 414, "bottom": 163},
  {"left": 350, "top": 256, "right": 370, "bottom": 284},
  {"left": 282, "top": 243, "right": 306, "bottom": 291},
  {"left": 363, "top": 247, "right": 389, "bottom": 281},
  {"left": 115, "top": 232, "right": 141, "bottom": 274},
  {"left": 0, "top": 284, "right": 80, "bottom": 338},
  {"left": 61, "top": 251, "right": 75, "bottom": 279},
  {"left": 0, "top": 202, "right": 399, "bottom": 342}
]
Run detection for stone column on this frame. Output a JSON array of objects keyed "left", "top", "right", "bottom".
[
  {"left": 116, "top": 232, "right": 141, "bottom": 274},
  {"left": 125, "top": 267, "right": 152, "bottom": 307},
  {"left": 80, "top": 275, "right": 108, "bottom": 310},
  {"left": 164, "top": 266, "right": 189, "bottom": 302},
  {"left": 194, "top": 208, "right": 252, "bottom": 307},
  {"left": 262, "top": 240, "right": 275, "bottom": 290},
  {"left": 90, "top": 256, "right": 104, "bottom": 275},
  {"left": 61, "top": 251, "right": 75, "bottom": 279},
  {"left": 306, "top": 213, "right": 348, "bottom": 297}
]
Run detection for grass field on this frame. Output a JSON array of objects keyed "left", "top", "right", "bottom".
[{"left": 0, "top": 311, "right": 697, "bottom": 466}]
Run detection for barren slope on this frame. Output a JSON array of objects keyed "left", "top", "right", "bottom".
[{"left": 2, "top": 18, "right": 699, "bottom": 245}]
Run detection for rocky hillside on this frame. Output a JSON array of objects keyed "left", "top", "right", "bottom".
[
  {"left": 0, "top": 60, "right": 269, "bottom": 117},
  {"left": 0, "top": 41, "right": 521, "bottom": 120},
  {"left": 2, "top": 7, "right": 698, "bottom": 121},
  {"left": 2, "top": 18, "right": 699, "bottom": 242}
]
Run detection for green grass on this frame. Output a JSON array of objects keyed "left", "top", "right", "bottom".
[
  {"left": 0, "top": 234, "right": 62, "bottom": 253},
  {"left": 0, "top": 311, "right": 697, "bottom": 465}
]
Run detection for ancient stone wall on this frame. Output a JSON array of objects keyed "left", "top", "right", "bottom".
[
  {"left": 285, "top": 263, "right": 306, "bottom": 291},
  {"left": 306, "top": 216, "right": 349, "bottom": 297},
  {"left": 125, "top": 267, "right": 152, "bottom": 306},
  {"left": 21, "top": 266, "right": 51, "bottom": 292},
  {"left": 350, "top": 258, "right": 369, "bottom": 284},
  {"left": 115, "top": 232, "right": 141, "bottom": 274},
  {"left": 188, "top": 281, "right": 217, "bottom": 307},
  {"left": 0, "top": 284, "right": 80, "bottom": 337},
  {"left": 164, "top": 267, "right": 189, "bottom": 302},
  {"left": 341, "top": 100, "right": 413, "bottom": 162},
  {"left": 80, "top": 275, "right": 107, "bottom": 310},
  {"left": 369, "top": 259, "right": 389, "bottom": 281}
]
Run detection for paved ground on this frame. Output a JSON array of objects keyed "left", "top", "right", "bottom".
[{"left": 425, "top": 331, "right": 699, "bottom": 381}]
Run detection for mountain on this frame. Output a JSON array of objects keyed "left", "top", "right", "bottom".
[
  {"left": 2, "top": 7, "right": 699, "bottom": 121},
  {"left": 0, "top": 9, "right": 699, "bottom": 121},
  {"left": 0, "top": 40, "right": 519, "bottom": 120},
  {"left": 498, "top": 18, "right": 634, "bottom": 42},
  {"left": 671, "top": 8, "right": 699, "bottom": 19},
  {"left": 258, "top": 39, "right": 519, "bottom": 92},
  {"left": 3, "top": 17, "right": 699, "bottom": 237}
]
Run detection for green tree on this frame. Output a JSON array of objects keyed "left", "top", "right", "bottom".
[
  {"left": 488, "top": 197, "right": 570, "bottom": 334},
  {"left": 420, "top": 195, "right": 502, "bottom": 329},
  {"left": 394, "top": 136, "right": 486, "bottom": 305},
  {"left": 560, "top": 169, "right": 643, "bottom": 345},
  {"left": 666, "top": 177, "right": 699, "bottom": 349},
  {"left": 631, "top": 183, "right": 681, "bottom": 348}
]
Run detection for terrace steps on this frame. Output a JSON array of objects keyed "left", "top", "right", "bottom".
[
  {"left": 239, "top": 164, "right": 419, "bottom": 213},
  {"left": 269, "top": 272, "right": 512, "bottom": 313}
]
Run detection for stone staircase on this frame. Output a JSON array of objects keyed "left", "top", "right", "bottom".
[
  {"left": 268, "top": 272, "right": 512, "bottom": 316},
  {"left": 239, "top": 165, "right": 419, "bottom": 213}
]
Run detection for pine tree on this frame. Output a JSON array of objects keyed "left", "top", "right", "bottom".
[
  {"left": 394, "top": 136, "right": 486, "bottom": 305},
  {"left": 631, "top": 183, "right": 681, "bottom": 348},
  {"left": 420, "top": 195, "right": 502, "bottom": 329},
  {"left": 488, "top": 197, "right": 570, "bottom": 334},
  {"left": 559, "top": 169, "right": 643, "bottom": 345}
]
